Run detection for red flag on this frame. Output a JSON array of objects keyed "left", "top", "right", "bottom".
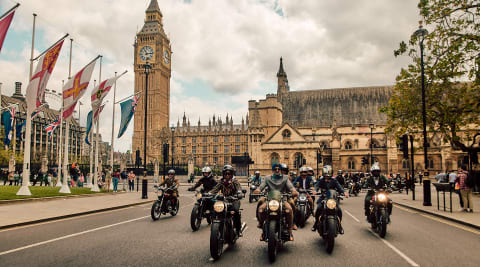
[{"left": 0, "top": 10, "right": 15, "bottom": 53}]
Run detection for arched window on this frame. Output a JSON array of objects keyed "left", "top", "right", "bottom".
[
  {"left": 282, "top": 129, "right": 291, "bottom": 140},
  {"left": 402, "top": 159, "right": 410, "bottom": 169},
  {"left": 348, "top": 159, "right": 355, "bottom": 170},
  {"left": 344, "top": 141, "right": 352, "bottom": 150},
  {"left": 294, "top": 152, "right": 304, "bottom": 169},
  {"left": 369, "top": 139, "right": 380, "bottom": 149},
  {"left": 271, "top": 153, "right": 280, "bottom": 166}
]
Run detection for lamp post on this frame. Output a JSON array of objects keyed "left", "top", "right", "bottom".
[
  {"left": 414, "top": 21, "right": 431, "bottom": 206},
  {"left": 369, "top": 123, "right": 375, "bottom": 166},
  {"left": 141, "top": 62, "right": 152, "bottom": 199},
  {"left": 171, "top": 126, "right": 175, "bottom": 170}
]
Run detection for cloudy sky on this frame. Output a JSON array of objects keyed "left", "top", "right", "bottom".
[{"left": 0, "top": 0, "right": 421, "bottom": 152}]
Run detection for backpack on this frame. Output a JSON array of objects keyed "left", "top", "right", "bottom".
[{"left": 465, "top": 173, "right": 475, "bottom": 188}]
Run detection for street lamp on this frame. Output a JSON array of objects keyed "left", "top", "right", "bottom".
[
  {"left": 141, "top": 62, "right": 152, "bottom": 199},
  {"left": 171, "top": 126, "right": 175, "bottom": 169},
  {"left": 413, "top": 21, "right": 432, "bottom": 206},
  {"left": 369, "top": 123, "right": 375, "bottom": 166}
]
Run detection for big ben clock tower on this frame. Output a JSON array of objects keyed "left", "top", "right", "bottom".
[{"left": 133, "top": 0, "right": 171, "bottom": 161}]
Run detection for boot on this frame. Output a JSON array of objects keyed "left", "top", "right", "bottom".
[{"left": 311, "top": 219, "right": 317, "bottom": 232}]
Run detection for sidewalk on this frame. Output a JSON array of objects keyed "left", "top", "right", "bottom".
[
  {"left": 390, "top": 182, "right": 480, "bottom": 229},
  {"left": 0, "top": 191, "right": 154, "bottom": 229}
]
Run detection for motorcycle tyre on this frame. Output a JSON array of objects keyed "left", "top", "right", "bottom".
[
  {"left": 379, "top": 209, "right": 387, "bottom": 238},
  {"left": 210, "top": 222, "right": 224, "bottom": 260},
  {"left": 249, "top": 194, "right": 253, "bottom": 203},
  {"left": 170, "top": 199, "right": 179, "bottom": 216},
  {"left": 297, "top": 206, "right": 306, "bottom": 228},
  {"left": 190, "top": 205, "right": 202, "bottom": 231},
  {"left": 326, "top": 217, "right": 336, "bottom": 254},
  {"left": 151, "top": 201, "right": 161, "bottom": 221},
  {"left": 268, "top": 220, "right": 277, "bottom": 263}
]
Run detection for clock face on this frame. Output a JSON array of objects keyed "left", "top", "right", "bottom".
[
  {"left": 163, "top": 50, "right": 170, "bottom": 64},
  {"left": 140, "top": 46, "right": 154, "bottom": 61}
]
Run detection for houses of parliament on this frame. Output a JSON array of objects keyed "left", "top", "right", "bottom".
[{"left": 133, "top": 0, "right": 466, "bottom": 175}]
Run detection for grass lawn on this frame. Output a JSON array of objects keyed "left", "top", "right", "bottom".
[{"left": 0, "top": 186, "right": 106, "bottom": 200}]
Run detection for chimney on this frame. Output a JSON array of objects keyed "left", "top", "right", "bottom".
[{"left": 12, "top": 82, "right": 24, "bottom": 99}]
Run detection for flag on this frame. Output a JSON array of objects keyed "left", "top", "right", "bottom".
[
  {"left": 2, "top": 110, "right": 12, "bottom": 146},
  {"left": 16, "top": 120, "right": 25, "bottom": 140},
  {"left": 62, "top": 57, "right": 98, "bottom": 119},
  {"left": 0, "top": 4, "right": 18, "bottom": 53},
  {"left": 117, "top": 95, "right": 139, "bottom": 138},
  {"left": 91, "top": 71, "right": 126, "bottom": 113},
  {"left": 26, "top": 38, "right": 65, "bottom": 111},
  {"left": 85, "top": 110, "right": 93, "bottom": 145},
  {"left": 93, "top": 104, "right": 105, "bottom": 121},
  {"left": 44, "top": 116, "right": 60, "bottom": 138},
  {"left": 31, "top": 109, "right": 42, "bottom": 120}
]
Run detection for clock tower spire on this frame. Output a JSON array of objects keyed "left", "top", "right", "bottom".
[{"left": 132, "top": 0, "right": 172, "bottom": 163}]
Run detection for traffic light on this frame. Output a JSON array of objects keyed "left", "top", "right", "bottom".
[
  {"left": 399, "top": 134, "right": 409, "bottom": 159},
  {"left": 317, "top": 151, "right": 322, "bottom": 164},
  {"left": 361, "top": 156, "right": 369, "bottom": 166}
]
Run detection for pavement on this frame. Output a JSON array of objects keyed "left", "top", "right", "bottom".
[
  {"left": 389, "top": 180, "right": 480, "bottom": 229},
  {"left": 0, "top": 187, "right": 478, "bottom": 266}
]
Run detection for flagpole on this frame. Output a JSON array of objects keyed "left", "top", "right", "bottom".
[
  {"left": 110, "top": 72, "right": 117, "bottom": 175},
  {"left": 0, "top": 3, "right": 20, "bottom": 20},
  {"left": 32, "top": 33, "right": 69, "bottom": 61},
  {"left": 87, "top": 80, "right": 96, "bottom": 188},
  {"left": 29, "top": 13, "right": 36, "bottom": 80},
  {"left": 91, "top": 57, "right": 102, "bottom": 192},
  {"left": 56, "top": 80, "right": 64, "bottom": 187},
  {"left": 59, "top": 39, "right": 73, "bottom": 193}
]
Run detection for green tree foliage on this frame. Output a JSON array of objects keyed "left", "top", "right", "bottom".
[{"left": 383, "top": 0, "right": 480, "bottom": 155}]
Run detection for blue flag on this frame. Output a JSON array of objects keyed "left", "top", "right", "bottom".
[
  {"left": 2, "top": 110, "right": 12, "bottom": 146},
  {"left": 117, "top": 96, "right": 138, "bottom": 138},
  {"left": 16, "top": 120, "right": 25, "bottom": 140},
  {"left": 85, "top": 110, "right": 93, "bottom": 145}
]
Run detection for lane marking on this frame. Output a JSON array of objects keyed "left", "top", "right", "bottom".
[
  {"left": 0, "top": 216, "right": 150, "bottom": 256},
  {"left": 344, "top": 209, "right": 360, "bottom": 223},
  {"left": 369, "top": 229, "right": 419, "bottom": 267},
  {"left": 394, "top": 205, "right": 480, "bottom": 235}
]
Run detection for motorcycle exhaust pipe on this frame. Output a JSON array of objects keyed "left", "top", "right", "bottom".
[{"left": 241, "top": 222, "right": 247, "bottom": 233}]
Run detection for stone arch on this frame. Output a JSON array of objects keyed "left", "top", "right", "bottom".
[
  {"left": 282, "top": 129, "right": 291, "bottom": 140},
  {"left": 347, "top": 157, "right": 356, "bottom": 170},
  {"left": 343, "top": 140, "right": 353, "bottom": 150}
]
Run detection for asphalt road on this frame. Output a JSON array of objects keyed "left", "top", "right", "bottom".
[{"left": 0, "top": 187, "right": 479, "bottom": 267}]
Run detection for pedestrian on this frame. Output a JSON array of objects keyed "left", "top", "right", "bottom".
[
  {"left": 449, "top": 170, "right": 463, "bottom": 210},
  {"left": 14, "top": 171, "right": 20, "bottom": 186},
  {"left": 52, "top": 168, "right": 58, "bottom": 186},
  {"left": 47, "top": 173, "right": 52, "bottom": 186},
  {"left": 418, "top": 171, "right": 423, "bottom": 184},
  {"left": 32, "top": 173, "right": 38, "bottom": 186},
  {"left": 112, "top": 168, "right": 120, "bottom": 192},
  {"left": 128, "top": 171, "right": 135, "bottom": 192},
  {"left": 79, "top": 173, "right": 84, "bottom": 187},
  {"left": 121, "top": 169, "right": 128, "bottom": 191},
  {"left": 2, "top": 170, "right": 7, "bottom": 185},
  {"left": 105, "top": 168, "right": 112, "bottom": 192},
  {"left": 456, "top": 165, "right": 474, "bottom": 212}
]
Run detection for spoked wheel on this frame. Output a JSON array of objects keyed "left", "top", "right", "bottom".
[
  {"left": 210, "top": 222, "right": 224, "bottom": 260},
  {"left": 151, "top": 201, "right": 161, "bottom": 221},
  {"left": 170, "top": 199, "right": 180, "bottom": 216},
  {"left": 190, "top": 205, "right": 202, "bottom": 231},
  {"left": 268, "top": 220, "right": 277, "bottom": 263}
]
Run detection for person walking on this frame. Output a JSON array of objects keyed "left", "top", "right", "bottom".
[
  {"left": 449, "top": 170, "right": 463, "bottom": 211},
  {"left": 112, "top": 169, "right": 120, "bottom": 192},
  {"left": 14, "top": 171, "right": 20, "bottom": 186},
  {"left": 105, "top": 169, "right": 112, "bottom": 192},
  {"left": 121, "top": 169, "right": 128, "bottom": 191},
  {"left": 128, "top": 171, "right": 135, "bottom": 192},
  {"left": 456, "top": 165, "right": 474, "bottom": 212}
]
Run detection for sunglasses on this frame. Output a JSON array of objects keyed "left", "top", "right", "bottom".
[
  {"left": 225, "top": 172, "right": 233, "bottom": 176},
  {"left": 274, "top": 168, "right": 281, "bottom": 171}
]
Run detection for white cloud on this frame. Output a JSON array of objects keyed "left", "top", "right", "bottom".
[{"left": 0, "top": 0, "right": 422, "bottom": 152}]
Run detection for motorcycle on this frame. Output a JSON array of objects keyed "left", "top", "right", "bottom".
[
  {"left": 368, "top": 188, "right": 392, "bottom": 238},
  {"left": 248, "top": 181, "right": 261, "bottom": 203},
  {"left": 348, "top": 181, "right": 361, "bottom": 196},
  {"left": 151, "top": 185, "right": 179, "bottom": 220},
  {"left": 389, "top": 179, "right": 403, "bottom": 193},
  {"left": 261, "top": 190, "right": 292, "bottom": 263},
  {"left": 316, "top": 189, "right": 343, "bottom": 254},
  {"left": 295, "top": 189, "right": 313, "bottom": 228},
  {"left": 210, "top": 190, "right": 247, "bottom": 261},
  {"left": 190, "top": 190, "right": 213, "bottom": 231}
]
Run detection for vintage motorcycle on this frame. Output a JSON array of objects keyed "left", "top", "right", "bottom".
[
  {"left": 190, "top": 191, "right": 213, "bottom": 231},
  {"left": 389, "top": 179, "right": 404, "bottom": 193},
  {"left": 316, "top": 189, "right": 343, "bottom": 254},
  {"left": 348, "top": 181, "right": 361, "bottom": 196},
  {"left": 248, "top": 181, "right": 261, "bottom": 203},
  {"left": 368, "top": 188, "right": 392, "bottom": 238},
  {"left": 295, "top": 189, "right": 313, "bottom": 228},
  {"left": 210, "top": 190, "right": 247, "bottom": 260},
  {"left": 260, "top": 190, "right": 292, "bottom": 263},
  {"left": 151, "top": 185, "right": 179, "bottom": 220}
]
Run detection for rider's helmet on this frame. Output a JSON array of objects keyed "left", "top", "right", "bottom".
[
  {"left": 222, "top": 165, "right": 235, "bottom": 183},
  {"left": 370, "top": 163, "right": 381, "bottom": 177},
  {"left": 306, "top": 166, "right": 314, "bottom": 175},
  {"left": 202, "top": 166, "right": 212, "bottom": 175},
  {"left": 254, "top": 171, "right": 260, "bottom": 176},
  {"left": 337, "top": 170, "right": 343, "bottom": 175},
  {"left": 272, "top": 163, "right": 282, "bottom": 171},
  {"left": 280, "top": 163, "right": 289, "bottom": 174},
  {"left": 223, "top": 165, "right": 235, "bottom": 175},
  {"left": 299, "top": 166, "right": 309, "bottom": 174},
  {"left": 168, "top": 169, "right": 175, "bottom": 175},
  {"left": 322, "top": 165, "right": 333, "bottom": 178}
]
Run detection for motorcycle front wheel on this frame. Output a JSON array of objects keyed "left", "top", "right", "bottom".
[
  {"left": 151, "top": 201, "right": 161, "bottom": 221},
  {"left": 170, "top": 199, "right": 180, "bottom": 216},
  {"left": 268, "top": 220, "right": 277, "bottom": 263},
  {"left": 325, "top": 217, "right": 336, "bottom": 254},
  {"left": 190, "top": 204, "right": 202, "bottom": 231},
  {"left": 296, "top": 206, "right": 306, "bottom": 228},
  {"left": 210, "top": 222, "right": 224, "bottom": 260},
  {"left": 378, "top": 209, "right": 387, "bottom": 238}
]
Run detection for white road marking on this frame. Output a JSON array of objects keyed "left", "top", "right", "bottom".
[
  {"left": 369, "top": 229, "right": 419, "bottom": 267},
  {"left": 0, "top": 215, "right": 150, "bottom": 256},
  {"left": 344, "top": 209, "right": 360, "bottom": 223}
]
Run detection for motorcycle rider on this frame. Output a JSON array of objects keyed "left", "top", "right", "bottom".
[
  {"left": 209, "top": 165, "right": 244, "bottom": 237},
  {"left": 254, "top": 163, "right": 298, "bottom": 241},
  {"left": 159, "top": 169, "right": 180, "bottom": 208},
  {"left": 188, "top": 166, "right": 217, "bottom": 192},
  {"left": 364, "top": 163, "right": 392, "bottom": 221},
  {"left": 336, "top": 170, "right": 346, "bottom": 188},
  {"left": 250, "top": 171, "right": 262, "bottom": 185},
  {"left": 311, "top": 165, "right": 348, "bottom": 232},
  {"left": 293, "top": 167, "right": 315, "bottom": 209},
  {"left": 306, "top": 167, "right": 315, "bottom": 179}
]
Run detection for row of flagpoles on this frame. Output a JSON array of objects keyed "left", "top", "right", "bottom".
[{"left": 0, "top": 4, "right": 139, "bottom": 196}]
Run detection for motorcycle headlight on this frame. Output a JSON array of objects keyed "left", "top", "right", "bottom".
[
  {"left": 299, "top": 196, "right": 307, "bottom": 201},
  {"left": 378, "top": 193, "right": 387, "bottom": 202},
  {"left": 157, "top": 190, "right": 163, "bottom": 196},
  {"left": 326, "top": 199, "right": 337, "bottom": 209},
  {"left": 196, "top": 193, "right": 202, "bottom": 199},
  {"left": 268, "top": 200, "right": 280, "bottom": 211},
  {"left": 213, "top": 201, "right": 225, "bottom": 213},
  {"left": 250, "top": 185, "right": 256, "bottom": 190}
]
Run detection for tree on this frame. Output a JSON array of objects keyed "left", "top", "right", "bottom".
[{"left": 383, "top": 0, "right": 480, "bottom": 162}]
